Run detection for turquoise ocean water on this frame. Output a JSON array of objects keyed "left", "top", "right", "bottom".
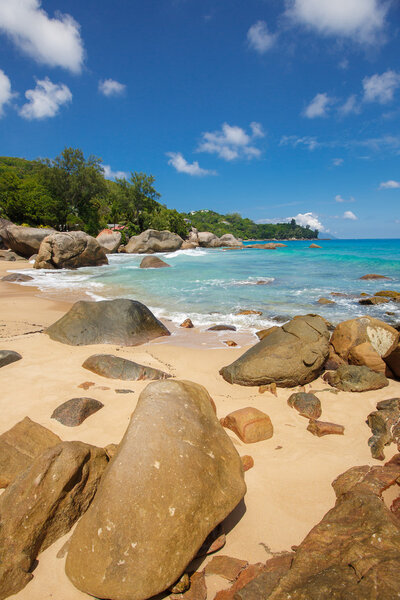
[{"left": 16, "top": 239, "right": 400, "bottom": 333}]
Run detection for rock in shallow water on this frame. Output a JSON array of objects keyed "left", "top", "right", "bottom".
[
  {"left": 65, "top": 379, "right": 246, "bottom": 600},
  {"left": 46, "top": 298, "right": 170, "bottom": 346},
  {"left": 139, "top": 255, "right": 170, "bottom": 268},
  {"left": 220, "top": 315, "right": 329, "bottom": 387},
  {"left": 82, "top": 353, "right": 171, "bottom": 380}
]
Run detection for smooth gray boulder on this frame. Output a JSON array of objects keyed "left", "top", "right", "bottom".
[
  {"left": 96, "top": 229, "right": 122, "bottom": 253},
  {"left": 219, "top": 234, "right": 242, "bottom": 247},
  {"left": 125, "top": 229, "right": 183, "bottom": 253},
  {"left": 45, "top": 299, "right": 170, "bottom": 346},
  {"left": 139, "top": 255, "right": 170, "bottom": 268},
  {"left": 0, "top": 224, "right": 53, "bottom": 258},
  {"left": 66, "top": 380, "right": 246, "bottom": 600},
  {"left": 82, "top": 354, "right": 171, "bottom": 380},
  {"left": 34, "top": 231, "right": 108, "bottom": 269},
  {"left": 220, "top": 315, "right": 330, "bottom": 387}
]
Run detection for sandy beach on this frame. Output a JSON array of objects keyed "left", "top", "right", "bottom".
[{"left": 1, "top": 259, "right": 400, "bottom": 600}]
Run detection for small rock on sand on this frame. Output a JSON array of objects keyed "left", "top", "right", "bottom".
[
  {"left": 307, "top": 420, "right": 345, "bottom": 436},
  {"left": 221, "top": 407, "right": 273, "bottom": 443},
  {"left": 180, "top": 318, "right": 194, "bottom": 328}
]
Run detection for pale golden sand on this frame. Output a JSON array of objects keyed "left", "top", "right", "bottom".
[{"left": 1, "top": 260, "right": 399, "bottom": 599}]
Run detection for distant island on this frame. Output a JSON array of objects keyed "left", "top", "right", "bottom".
[{"left": 0, "top": 148, "right": 318, "bottom": 241}]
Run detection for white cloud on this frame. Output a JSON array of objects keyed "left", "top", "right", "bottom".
[
  {"left": 343, "top": 210, "right": 357, "bottom": 220},
  {"left": 102, "top": 165, "right": 129, "bottom": 180},
  {"left": 280, "top": 135, "right": 319, "bottom": 150},
  {"left": 166, "top": 152, "right": 217, "bottom": 176},
  {"left": 338, "top": 58, "right": 349, "bottom": 70},
  {"left": 363, "top": 70, "right": 400, "bottom": 104},
  {"left": 0, "top": 0, "right": 84, "bottom": 73},
  {"left": 247, "top": 21, "right": 277, "bottom": 53},
  {"left": 303, "top": 93, "right": 333, "bottom": 118},
  {"left": 338, "top": 94, "right": 360, "bottom": 116},
  {"left": 197, "top": 122, "right": 264, "bottom": 161},
  {"left": 291, "top": 212, "right": 325, "bottom": 231},
  {"left": 335, "top": 194, "right": 355, "bottom": 202},
  {"left": 379, "top": 180, "right": 400, "bottom": 189},
  {"left": 0, "top": 69, "right": 14, "bottom": 117},
  {"left": 19, "top": 77, "right": 72, "bottom": 120},
  {"left": 332, "top": 158, "right": 344, "bottom": 166},
  {"left": 98, "top": 79, "right": 126, "bottom": 97},
  {"left": 285, "top": 0, "right": 388, "bottom": 44}
]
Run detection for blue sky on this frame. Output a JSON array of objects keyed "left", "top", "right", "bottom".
[{"left": 0, "top": 0, "right": 399, "bottom": 238}]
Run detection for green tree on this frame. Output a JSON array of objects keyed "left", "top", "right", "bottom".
[
  {"left": 39, "top": 147, "right": 107, "bottom": 234},
  {"left": 115, "top": 172, "right": 161, "bottom": 232}
]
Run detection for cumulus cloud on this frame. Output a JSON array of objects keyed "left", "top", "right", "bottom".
[
  {"left": 379, "top": 180, "right": 400, "bottom": 189},
  {"left": 247, "top": 21, "right": 277, "bottom": 53},
  {"left": 363, "top": 70, "right": 400, "bottom": 104},
  {"left": 98, "top": 79, "right": 126, "bottom": 97},
  {"left": 280, "top": 135, "right": 319, "bottom": 150},
  {"left": 0, "top": 0, "right": 84, "bottom": 73},
  {"left": 0, "top": 69, "right": 14, "bottom": 117},
  {"left": 197, "top": 122, "right": 264, "bottom": 161},
  {"left": 303, "top": 93, "right": 333, "bottom": 118},
  {"left": 343, "top": 210, "right": 357, "bottom": 220},
  {"left": 102, "top": 165, "right": 129, "bottom": 180},
  {"left": 332, "top": 158, "right": 344, "bottom": 166},
  {"left": 19, "top": 77, "right": 72, "bottom": 120},
  {"left": 291, "top": 212, "right": 325, "bottom": 231},
  {"left": 167, "top": 152, "right": 217, "bottom": 176},
  {"left": 285, "top": 0, "right": 388, "bottom": 44},
  {"left": 338, "top": 94, "right": 360, "bottom": 116}
]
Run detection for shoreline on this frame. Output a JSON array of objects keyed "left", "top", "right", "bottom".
[{"left": 1, "top": 258, "right": 400, "bottom": 599}]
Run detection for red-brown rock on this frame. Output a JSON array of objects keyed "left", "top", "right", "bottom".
[
  {"left": 221, "top": 407, "right": 273, "bottom": 443},
  {"left": 205, "top": 555, "right": 248, "bottom": 581},
  {"left": 307, "top": 420, "right": 345, "bottom": 437}
]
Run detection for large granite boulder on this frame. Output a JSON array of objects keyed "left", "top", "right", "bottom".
[
  {"left": 45, "top": 299, "right": 170, "bottom": 346},
  {"left": 34, "top": 231, "right": 108, "bottom": 269},
  {"left": 366, "top": 398, "right": 400, "bottom": 460},
  {"left": 0, "top": 224, "right": 53, "bottom": 258},
  {"left": 220, "top": 315, "right": 330, "bottom": 387},
  {"left": 82, "top": 354, "right": 171, "bottom": 380},
  {"left": 238, "top": 458, "right": 400, "bottom": 599},
  {"left": 324, "top": 364, "right": 389, "bottom": 392},
  {"left": 0, "top": 441, "right": 108, "bottom": 599},
  {"left": 125, "top": 229, "right": 183, "bottom": 253},
  {"left": 66, "top": 380, "right": 246, "bottom": 600},
  {"left": 219, "top": 234, "right": 242, "bottom": 247},
  {"left": 0, "top": 417, "right": 61, "bottom": 488},
  {"left": 96, "top": 229, "right": 122, "bottom": 253},
  {"left": 330, "top": 316, "right": 399, "bottom": 364},
  {"left": 197, "top": 231, "right": 222, "bottom": 248}
]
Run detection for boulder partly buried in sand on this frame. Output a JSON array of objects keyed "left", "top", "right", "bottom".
[
  {"left": 51, "top": 397, "right": 104, "bottom": 427},
  {"left": 139, "top": 255, "right": 170, "bottom": 268},
  {"left": 46, "top": 299, "right": 170, "bottom": 346},
  {"left": 324, "top": 364, "right": 389, "bottom": 392},
  {"left": 0, "top": 441, "right": 108, "bottom": 599},
  {"left": 65, "top": 379, "right": 246, "bottom": 600},
  {"left": 34, "top": 231, "right": 108, "bottom": 269},
  {"left": 125, "top": 229, "right": 183, "bottom": 253},
  {"left": 307, "top": 420, "right": 345, "bottom": 437},
  {"left": 82, "top": 353, "right": 171, "bottom": 380},
  {"left": 220, "top": 315, "right": 330, "bottom": 387},
  {"left": 0, "top": 417, "right": 61, "bottom": 488},
  {"left": 287, "top": 392, "right": 322, "bottom": 420},
  {"left": 1, "top": 273, "right": 33, "bottom": 282},
  {"left": 221, "top": 407, "right": 273, "bottom": 443},
  {"left": 0, "top": 350, "right": 22, "bottom": 369}
]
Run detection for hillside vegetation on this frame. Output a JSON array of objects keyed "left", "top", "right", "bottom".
[{"left": 0, "top": 149, "right": 318, "bottom": 240}]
